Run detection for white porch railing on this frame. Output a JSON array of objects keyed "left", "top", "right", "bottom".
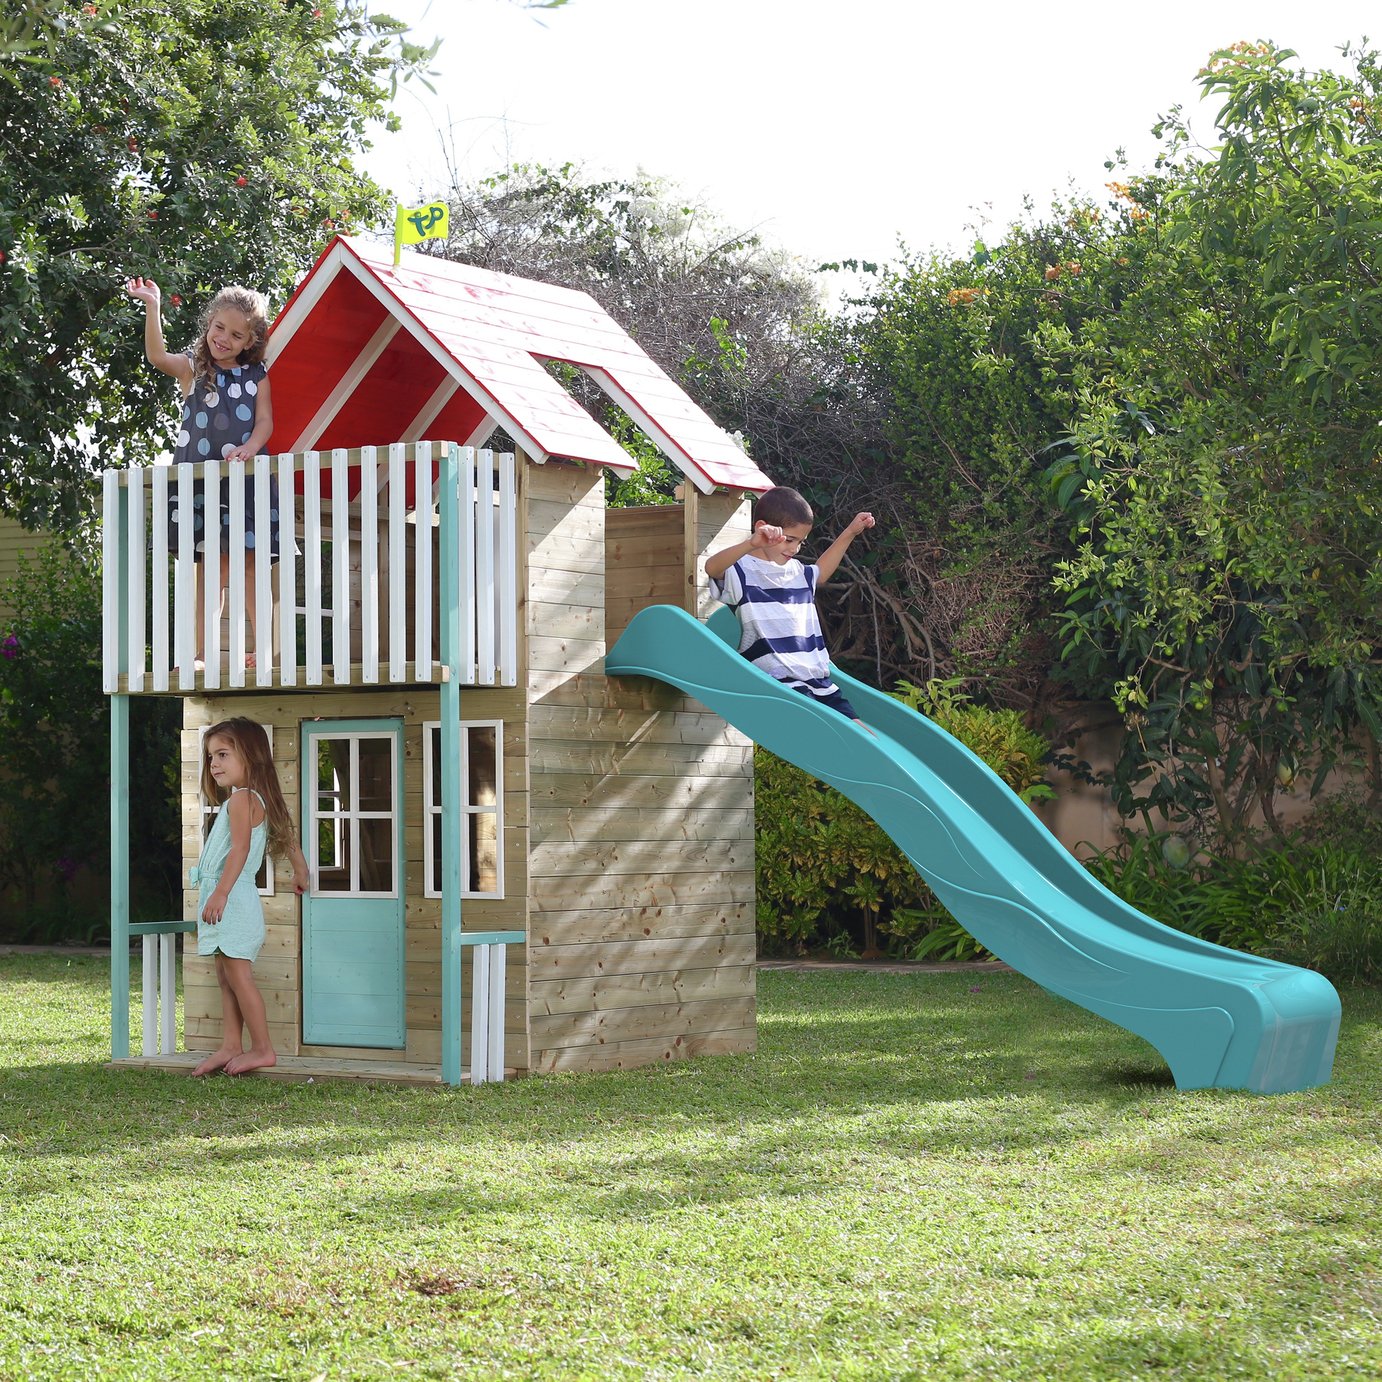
[{"left": 101, "top": 443, "right": 518, "bottom": 693}]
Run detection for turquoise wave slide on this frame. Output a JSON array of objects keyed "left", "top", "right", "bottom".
[{"left": 605, "top": 604, "right": 1341, "bottom": 1094}]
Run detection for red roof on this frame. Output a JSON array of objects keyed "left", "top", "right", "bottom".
[{"left": 264, "top": 236, "right": 773, "bottom": 494}]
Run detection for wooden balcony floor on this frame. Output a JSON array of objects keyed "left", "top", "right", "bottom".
[{"left": 114, "top": 663, "right": 456, "bottom": 696}]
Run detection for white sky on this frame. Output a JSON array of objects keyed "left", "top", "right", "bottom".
[{"left": 359, "top": 0, "right": 1373, "bottom": 271}]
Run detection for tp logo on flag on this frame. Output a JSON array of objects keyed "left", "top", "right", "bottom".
[
  {"left": 393, "top": 201, "right": 450, "bottom": 262},
  {"left": 406, "top": 204, "right": 446, "bottom": 239}
]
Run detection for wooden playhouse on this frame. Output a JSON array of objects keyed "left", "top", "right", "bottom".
[{"left": 103, "top": 235, "right": 774, "bottom": 1084}]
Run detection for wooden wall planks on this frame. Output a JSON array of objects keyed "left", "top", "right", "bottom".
[{"left": 524, "top": 464, "right": 757, "bottom": 1073}]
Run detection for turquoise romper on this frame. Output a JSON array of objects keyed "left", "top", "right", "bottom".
[{"left": 193, "top": 787, "right": 268, "bottom": 962}]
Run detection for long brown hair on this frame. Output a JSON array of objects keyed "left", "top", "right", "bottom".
[
  {"left": 200, "top": 717, "right": 297, "bottom": 861},
  {"left": 191, "top": 285, "right": 270, "bottom": 386}
]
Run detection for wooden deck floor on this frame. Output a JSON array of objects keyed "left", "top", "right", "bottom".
[{"left": 108, "top": 1052, "right": 450, "bottom": 1085}]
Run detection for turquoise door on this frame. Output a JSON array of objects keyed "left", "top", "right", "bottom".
[{"left": 302, "top": 719, "right": 405, "bottom": 1048}]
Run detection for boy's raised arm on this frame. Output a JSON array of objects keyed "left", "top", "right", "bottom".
[
  {"left": 705, "top": 524, "right": 784, "bottom": 581},
  {"left": 815, "top": 512, "right": 875, "bottom": 584}
]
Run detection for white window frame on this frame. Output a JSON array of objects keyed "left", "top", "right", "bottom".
[
  {"left": 196, "top": 724, "right": 274, "bottom": 897},
  {"left": 307, "top": 730, "right": 400, "bottom": 899},
  {"left": 423, "top": 720, "right": 504, "bottom": 900}
]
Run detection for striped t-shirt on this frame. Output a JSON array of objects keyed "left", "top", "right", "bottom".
[{"left": 708, "top": 556, "right": 840, "bottom": 700}]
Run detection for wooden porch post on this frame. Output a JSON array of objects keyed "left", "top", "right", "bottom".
[
  {"left": 107, "top": 472, "right": 132, "bottom": 1059},
  {"left": 110, "top": 694, "right": 130, "bottom": 1059},
  {"left": 438, "top": 442, "right": 464, "bottom": 1085}
]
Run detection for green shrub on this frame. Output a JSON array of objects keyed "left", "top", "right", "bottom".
[
  {"left": 1264, "top": 896, "right": 1382, "bottom": 987},
  {"left": 0, "top": 545, "right": 181, "bottom": 943},
  {"left": 1085, "top": 824, "right": 1382, "bottom": 986},
  {"left": 754, "top": 747, "right": 929, "bottom": 957},
  {"left": 893, "top": 678, "right": 1056, "bottom": 806},
  {"left": 755, "top": 682, "right": 1053, "bottom": 958}
]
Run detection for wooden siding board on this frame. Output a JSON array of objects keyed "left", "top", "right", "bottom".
[
  {"left": 530, "top": 996, "right": 756, "bottom": 1050},
  {"left": 529, "top": 806, "right": 753, "bottom": 845},
  {"left": 529, "top": 903, "right": 752, "bottom": 947},
  {"left": 531, "top": 1028, "right": 756, "bottom": 1073},
  {"left": 528, "top": 932, "right": 755, "bottom": 976},
  {"left": 530, "top": 964, "right": 755, "bottom": 1015}
]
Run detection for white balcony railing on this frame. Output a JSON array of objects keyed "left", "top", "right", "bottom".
[{"left": 101, "top": 443, "right": 518, "bottom": 694}]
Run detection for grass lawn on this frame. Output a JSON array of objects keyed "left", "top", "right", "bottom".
[{"left": 1, "top": 954, "right": 1379, "bottom": 1380}]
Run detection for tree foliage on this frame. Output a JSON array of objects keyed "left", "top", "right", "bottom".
[
  {"left": 1041, "top": 42, "right": 1382, "bottom": 846},
  {"left": 426, "top": 163, "right": 901, "bottom": 672},
  {"left": 0, "top": 0, "right": 435, "bottom": 533},
  {"left": 425, "top": 161, "right": 839, "bottom": 490},
  {"left": 836, "top": 41, "right": 1382, "bottom": 847}
]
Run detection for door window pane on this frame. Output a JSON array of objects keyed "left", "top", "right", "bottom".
[
  {"left": 357, "top": 737, "right": 393, "bottom": 813},
  {"left": 316, "top": 817, "right": 352, "bottom": 893},
  {"left": 359, "top": 816, "right": 395, "bottom": 893}
]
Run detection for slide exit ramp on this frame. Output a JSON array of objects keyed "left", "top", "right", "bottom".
[{"left": 605, "top": 604, "right": 1341, "bottom": 1094}]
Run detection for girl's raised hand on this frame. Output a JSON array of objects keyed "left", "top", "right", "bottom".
[
  {"left": 848, "top": 512, "right": 876, "bottom": 536},
  {"left": 125, "top": 276, "right": 161, "bottom": 309},
  {"left": 750, "top": 523, "right": 785, "bottom": 550}
]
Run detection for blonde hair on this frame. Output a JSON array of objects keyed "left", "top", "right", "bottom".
[
  {"left": 201, "top": 717, "right": 298, "bottom": 862},
  {"left": 191, "top": 285, "right": 270, "bottom": 385}
]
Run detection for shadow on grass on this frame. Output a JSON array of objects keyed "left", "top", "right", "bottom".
[{"left": 3, "top": 963, "right": 1375, "bottom": 1220}]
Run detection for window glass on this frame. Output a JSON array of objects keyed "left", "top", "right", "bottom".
[
  {"left": 359, "top": 816, "right": 395, "bottom": 892},
  {"left": 469, "top": 812, "right": 499, "bottom": 893},
  {"left": 357, "top": 737, "right": 393, "bottom": 813},
  {"left": 468, "top": 726, "right": 497, "bottom": 807}
]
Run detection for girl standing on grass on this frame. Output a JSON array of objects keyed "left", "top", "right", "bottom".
[
  {"left": 125, "top": 277, "right": 283, "bottom": 670},
  {"left": 191, "top": 717, "right": 308, "bottom": 1076}
]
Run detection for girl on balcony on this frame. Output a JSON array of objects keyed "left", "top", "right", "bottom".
[
  {"left": 192, "top": 717, "right": 309, "bottom": 1076},
  {"left": 126, "top": 277, "right": 282, "bottom": 670}
]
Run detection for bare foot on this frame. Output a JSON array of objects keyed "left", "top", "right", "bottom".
[
  {"left": 225, "top": 1048, "right": 277, "bottom": 1076},
  {"left": 192, "top": 1047, "right": 241, "bottom": 1077},
  {"left": 244, "top": 651, "right": 257, "bottom": 670}
]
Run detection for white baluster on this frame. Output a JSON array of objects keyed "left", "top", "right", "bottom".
[
  {"left": 160, "top": 933, "right": 177, "bottom": 1055},
  {"left": 361, "top": 445, "right": 379, "bottom": 683},
  {"left": 227, "top": 459, "right": 246, "bottom": 688},
  {"left": 278, "top": 452, "right": 298, "bottom": 686},
  {"left": 498, "top": 452, "right": 518, "bottom": 687},
  {"left": 389, "top": 442, "right": 407, "bottom": 682},
  {"left": 332, "top": 448, "right": 349, "bottom": 683},
  {"left": 175, "top": 463, "right": 195, "bottom": 690},
  {"left": 488, "top": 942, "right": 507, "bottom": 1081},
  {"left": 304, "top": 453, "right": 323, "bottom": 685},
  {"left": 141, "top": 935, "right": 156, "bottom": 1058},
  {"left": 470, "top": 944, "right": 490, "bottom": 1085},
  {"left": 476, "top": 448, "right": 495, "bottom": 685},
  {"left": 151, "top": 466, "right": 170, "bottom": 693},
  {"left": 102, "top": 471, "right": 119, "bottom": 692},
  {"left": 414, "top": 441, "right": 433, "bottom": 681},
  {"left": 254, "top": 454, "right": 273, "bottom": 686},
  {"left": 126, "top": 467, "right": 146, "bottom": 693},
  {"left": 202, "top": 461, "right": 221, "bottom": 689}
]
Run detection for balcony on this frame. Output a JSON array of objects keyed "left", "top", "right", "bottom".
[{"left": 101, "top": 442, "right": 518, "bottom": 694}]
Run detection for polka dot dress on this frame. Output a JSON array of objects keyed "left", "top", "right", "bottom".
[{"left": 166, "top": 359, "right": 282, "bottom": 562}]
